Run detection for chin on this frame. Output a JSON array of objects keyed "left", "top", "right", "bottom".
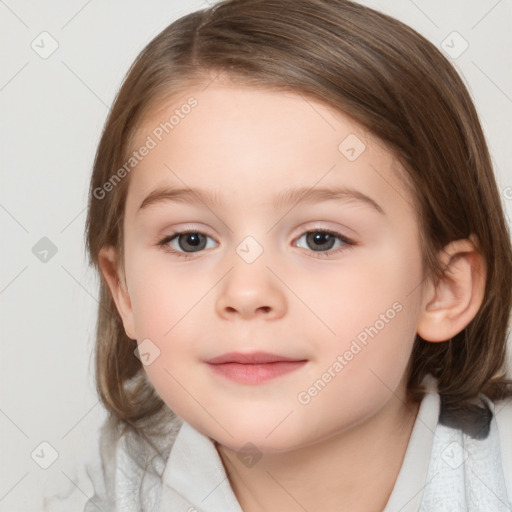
[{"left": 200, "top": 418, "right": 313, "bottom": 455}]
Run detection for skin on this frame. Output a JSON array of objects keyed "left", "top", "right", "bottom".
[{"left": 99, "top": 78, "right": 486, "bottom": 511}]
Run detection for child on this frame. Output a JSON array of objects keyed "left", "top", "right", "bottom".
[{"left": 44, "top": 0, "right": 512, "bottom": 510}]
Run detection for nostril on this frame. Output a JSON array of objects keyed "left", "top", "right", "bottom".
[{"left": 220, "top": 305, "right": 274, "bottom": 316}]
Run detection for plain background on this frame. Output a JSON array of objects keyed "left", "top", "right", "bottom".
[{"left": 0, "top": 0, "right": 511, "bottom": 510}]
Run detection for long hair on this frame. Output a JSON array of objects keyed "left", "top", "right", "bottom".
[{"left": 85, "top": 0, "right": 512, "bottom": 465}]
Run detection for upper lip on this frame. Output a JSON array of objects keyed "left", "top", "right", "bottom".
[{"left": 206, "top": 351, "right": 307, "bottom": 364}]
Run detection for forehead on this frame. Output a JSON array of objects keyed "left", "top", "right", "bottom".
[{"left": 124, "top": 83, "right": 416, "bottom": 220}]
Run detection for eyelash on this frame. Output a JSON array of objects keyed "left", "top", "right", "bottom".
[{"left": 156, "top": 228, "right": 356, "bottom": 259}]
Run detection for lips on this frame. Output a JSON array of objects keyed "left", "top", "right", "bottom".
[
  {"left": 206, "top": 351, "right": 306, "bottom": 364},
  {"left": 205, "top": 351, "right": 307, "bottom": 384}
]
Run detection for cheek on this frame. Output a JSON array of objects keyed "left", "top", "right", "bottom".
[
  {"left": 125, "top": 251, "right": 210, "bottom": 390},
  {"left": 305, "top": 242, "right": 421, "bottom": 343},
  {"left": 126, "top": 249, "right": 205, "bottom": 339},
  {"left": 305, "top": 240, "right": 422, "bottom": 387}
]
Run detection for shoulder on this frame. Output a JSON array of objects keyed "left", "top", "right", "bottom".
[
  {"left": 419, "top": 392, "right": 512, "bottom": 510},
  {"left": 494, "top": 397, "right": 512, "bottom": 500},
  {"left": 494, "top": 395, "right": 512, "bottom": 428},
  {"left": 41, "top": 420, "right": 115, "bottom": 512},
  {"left": 41, "top": 413, "right": 183, "bottom": 512}
]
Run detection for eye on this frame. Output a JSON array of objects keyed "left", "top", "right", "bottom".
[
  {"left": 157, "top": 231, "right": 217, "bottom": 257},
  {"left": 294, "top": 229, "right": 354, "bottom": 256},
  {"left": 157, "top": 228, "right": 355, "bottom": 259}
]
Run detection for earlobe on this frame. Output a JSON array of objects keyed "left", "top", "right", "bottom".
[
  {"left": 97, "top": 245, "right": 137, "bottom": 340},
  {"left": 417, "top": 235, "right": 486, "bottom": 343}
]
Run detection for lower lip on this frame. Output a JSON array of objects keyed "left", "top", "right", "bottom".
[{"left": 206, "top": 361, "right": 307, "bottom": 384}]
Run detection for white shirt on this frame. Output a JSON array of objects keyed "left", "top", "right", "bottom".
[{"left": 42, "top": 376, "right": 512, "bottom": 511}]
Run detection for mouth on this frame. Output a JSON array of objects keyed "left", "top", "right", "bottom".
[{"left": 205, "top": 351, "right": 308, "bottom": 385}]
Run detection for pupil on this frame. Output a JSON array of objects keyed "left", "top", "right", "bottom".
[
  {"left": 308, "top": 232, "right": 335, "bottom": 251},
  {"left": 180, "top": 233, "right": 206, "bottom": 252},
  {"left": 186, "top": 234, "right": 201, "bottom": 246}
]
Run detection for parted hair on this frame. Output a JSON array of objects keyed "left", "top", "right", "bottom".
[{"left": 85, "top": 0, "right": 512, "bottom": 465}]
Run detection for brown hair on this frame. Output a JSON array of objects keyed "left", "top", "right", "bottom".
[{"left": 86, "top": 0, "right": 512, "bottom": 467}]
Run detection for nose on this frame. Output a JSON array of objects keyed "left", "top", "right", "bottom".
[{"left": 215, "top": 259, "right": 287, "bottom": 320}]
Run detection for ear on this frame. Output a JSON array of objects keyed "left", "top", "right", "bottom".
[
  {"left": 97, "top": 245, "right": 137, "bottom": 340},
  {"left": 417, "top": 234, "right": 486, "bottom": 342}
]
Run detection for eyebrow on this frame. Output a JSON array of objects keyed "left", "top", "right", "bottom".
[{"left": 138, "top": 185, "right": 385, "bottom": 215}]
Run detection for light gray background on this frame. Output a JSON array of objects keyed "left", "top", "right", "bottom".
[{"left": 1, "top": 1, "right": 511, "bottom": 510}]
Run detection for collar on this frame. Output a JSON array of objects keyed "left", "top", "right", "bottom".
[
  {"left": 383, "top": 374, "right": 440, "bottom": 511},
  {"left": 161, "top": 420, "right": 243, "bottom": 511}
]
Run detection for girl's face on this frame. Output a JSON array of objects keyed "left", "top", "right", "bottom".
[{"left": 109, "top": 81, "right": 429, "bottom": 453}]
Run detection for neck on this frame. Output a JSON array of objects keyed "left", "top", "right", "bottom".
[{"left": 216, "top": 392, "right": 420, "bottom": 512}]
